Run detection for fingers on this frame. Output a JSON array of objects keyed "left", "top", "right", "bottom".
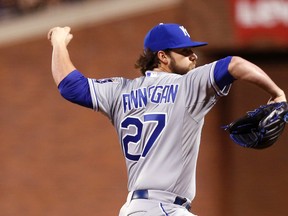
[
  {"left": 47, "top": 28, "right": 54, "bottom": 40},
  {"left": 48, "top": 26, "right": 71, "bottom": 37},
  {"left": 66, "top": 33, "right": 73, "bottom": 44},
  {"left": 63, "top": 26, "right": 71, "bottom": 32},
  {"left": 48, "top": 26, "right": 73, "bottom": 46}
]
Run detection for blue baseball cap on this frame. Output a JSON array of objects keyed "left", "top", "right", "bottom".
[{"left": 144, "top": 23, "right": 207, "bottom": 52}]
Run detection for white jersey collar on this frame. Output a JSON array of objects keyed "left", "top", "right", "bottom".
[{"left": 145, "top": 71, "right": 169, "bottom": 77}]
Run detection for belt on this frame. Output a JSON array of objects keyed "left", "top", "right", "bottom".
[{"left": 131, "top": 189, "right": 191, "bottom": 211}]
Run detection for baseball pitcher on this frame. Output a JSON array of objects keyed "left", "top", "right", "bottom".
[{"left": 48, "top": 23, "right": 287, "bottom": 215}]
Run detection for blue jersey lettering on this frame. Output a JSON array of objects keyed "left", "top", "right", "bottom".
[{"left": 122, "top": 84, "right": 179, "bottom": 113}]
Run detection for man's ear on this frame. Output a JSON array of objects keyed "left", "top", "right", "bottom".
[{"left": 157, "top": 51, "right": 169, "bottom": 65}]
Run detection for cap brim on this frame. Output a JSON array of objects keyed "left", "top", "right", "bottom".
[
  {"left": 172, "top": 41, "right": 208, "bottom": 49},
  {"left": 190, "top": 41, "right": 208, "bottom": 47}
]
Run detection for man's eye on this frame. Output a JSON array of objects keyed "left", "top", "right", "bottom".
[{"left": 181, "top": 49, "right": 193, "bottom": 56}]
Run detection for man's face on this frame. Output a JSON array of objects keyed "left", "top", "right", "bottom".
[{"left": 167, "top": 48, "right": 198, "bottom": 75}]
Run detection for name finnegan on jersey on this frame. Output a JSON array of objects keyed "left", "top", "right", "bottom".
[{"left": 122, "top": 84, "right": 179, "bottom": 113}]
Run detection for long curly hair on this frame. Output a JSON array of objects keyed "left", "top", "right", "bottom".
[{"left": 135, "top": 49, "right": 170, "bottom": 75}]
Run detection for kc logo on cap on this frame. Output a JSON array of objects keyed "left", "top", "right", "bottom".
[{"left": 179, "top": 26, "right": 190, "bottom": 37}]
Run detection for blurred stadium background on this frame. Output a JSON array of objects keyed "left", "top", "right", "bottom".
[{"left": 0, "top": 0, "right": 287, "bottom": 215}]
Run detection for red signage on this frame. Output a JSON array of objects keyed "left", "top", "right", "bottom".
[{"left": 232, "top": 0, "right": 288, "bottom": 46}]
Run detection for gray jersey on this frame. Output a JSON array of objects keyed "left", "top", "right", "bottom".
[{"left": 88, "top": 60, "right": 230, "bottom": 200}]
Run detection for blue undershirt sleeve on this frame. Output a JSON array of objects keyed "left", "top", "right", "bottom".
[
  {"left": 58, "top": 70, "right": 93, "bottom": 109},
  {"left": 214, "top": 56, "right": 236, "bottom": 90}
]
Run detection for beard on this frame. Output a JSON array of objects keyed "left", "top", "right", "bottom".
[{"left": 168, "top": 56, "right": 195, "bottom": 75}]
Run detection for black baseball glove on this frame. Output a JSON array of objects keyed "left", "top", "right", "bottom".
[{"left": 223, "top": 102, "right": 288, "bottom": 149}]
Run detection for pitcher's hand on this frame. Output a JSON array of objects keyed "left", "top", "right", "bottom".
[{"left": 48, "top": 26, "right": 73, "bottom": 47}]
